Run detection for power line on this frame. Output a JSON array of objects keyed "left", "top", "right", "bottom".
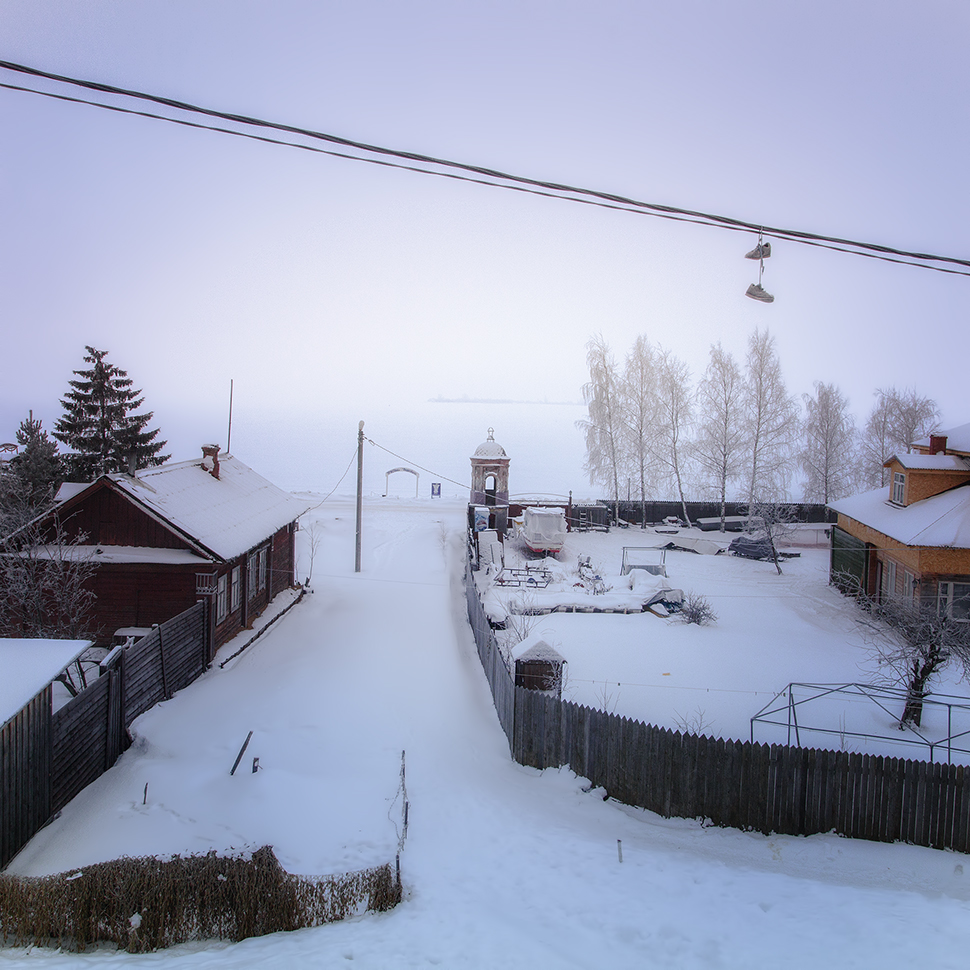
[
  {"left": 365, "top": 436, "right": 470, "bottom": 491},
  {"left": 2, "top": 58, "right": 969, "bottom": 277}
]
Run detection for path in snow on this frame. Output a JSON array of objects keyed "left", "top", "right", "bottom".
[{"left": 4, "top": 498, "right": 970, "bottom": 969}]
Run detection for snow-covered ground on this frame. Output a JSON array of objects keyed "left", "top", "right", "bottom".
[
  {"left": 4, "top": 497, "right": 970, "bottom": 968},
  {"left": 485, "top": 523, "right": 970, "bottom": 763}
]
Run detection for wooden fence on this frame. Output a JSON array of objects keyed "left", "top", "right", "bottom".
[
  {"left": 465, "top": 558, "right": 514, "bottom": 743},
  {"left": 50, "top": 601, "right": 209, "bottom": 816},
  {"left": 465, "top": 560, "right": 970, "bottom": 853},
  {"left": 1, "top": 690, "right": 50, "bottom": 871},
  {"left": 603, "top": 500, "right": 836, "bottom": 527},
  {"left": 2, "top": 602, "right": 209, "bottom": 868}
]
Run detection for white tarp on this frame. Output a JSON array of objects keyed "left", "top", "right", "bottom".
[{"left": 521, "top": 507, "right": 567, "bottom": 552}]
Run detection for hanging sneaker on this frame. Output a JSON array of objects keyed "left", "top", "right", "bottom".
[
  {"left": 745, "top": 283, "right": 775, "bottom": 303},
  {"left": 744, "top": 241, "right": 772, "bottom": 260}
]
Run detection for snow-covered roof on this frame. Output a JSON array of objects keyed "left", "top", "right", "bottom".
[
  {"left": 885, "top": 453, "right": 970, "bottom": 471},
  {"left": 54, "top": 482, "right": 89, "bottom": 503},
  {"left": 105, "top": 455, "right": 310, "bottom": 561},
  {"left": 472, "top": 428, "right": 507, "bottom": 459},
  {"left": 913, "top": 422, "right": 970, "bottom": 455},
  {"left": 830, "top": 484, "right": 970, "bottom": 548},
  {"left": 1, "top": 638, "right": 91, "bottom": 727},
  {"left": 45, "top": 455, "right": 310, "bottom": 563},
  {"left": 511, "top": 633, "right": 565, "bottom": 664},
  {"left": 27, "top": 545, "right": 211, "bottom": 566}
]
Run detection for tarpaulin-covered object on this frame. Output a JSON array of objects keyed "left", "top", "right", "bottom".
[
  {"left": 521, "top": 507, "right": 567, "bottom": 554},
  {"left": 728, "top": 534, "right": 776, "bottom": 561}
]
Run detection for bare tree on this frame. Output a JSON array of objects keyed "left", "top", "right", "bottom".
[
  {"left": 0, "top": 515, "right": 99, "bottom": 643},
  {"left": 694, "top": 342, "right": 745, "bottom": 530},
  {"left": 890, "top": 388, "right": 940, "bottom": 454},
  {"left": 742, "top": 328, "right": 799, "bottom": 505},
  {"left": 620, "top": 335, "right": 660, "bottom": 528},
  {"left": 747, "top": 501, "right": 800, "bottom": 575},
  {"left": 852, "top": 584, "right": 970, "bottom": 729},
  {"left": 800, "top": 381, "right": 858, "bottom": 503},
  {"left": 859, "top": 387, "right": 939, "bottom": 488},
  {"left": 652, "top": 346, "right": 694, "bottom": 525},
  {"left": 577, "top": 334, "right": 626, "bottom": 524}
]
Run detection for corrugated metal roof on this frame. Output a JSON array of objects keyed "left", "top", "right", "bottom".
[{"left": 109, "top": 455, "right": 310, "bottom": 561}]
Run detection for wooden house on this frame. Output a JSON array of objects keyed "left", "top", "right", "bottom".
[
  {"left": 30, "top": 446, "right": 309, "bottom": 652},
  {"left": 828, "top": 424, "right": 970, "bottom": 621}
]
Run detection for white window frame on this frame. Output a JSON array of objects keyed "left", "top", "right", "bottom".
[
  {"left": 258, "top": 547, "right": 268, "bottom": 591},
  {"left": 881, "top": 558, "right": 897, "bottom": 602},
  {"left": 939, "top": 581, "right": 970, "bottom": 623},
  {"left": 230, "top": 565, "right": 241, "bottom": 613},
  {"left": 892, "top": 471, "right": 905, "bottom": 505},
  {"left": 903, "top": 570, "right": 916, "bottom": 607},
  {"left": 216, "top": 573, "right": 228, "bottom": 623}
]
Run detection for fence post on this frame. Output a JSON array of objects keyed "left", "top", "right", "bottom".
[{"left": 158, "top": 623, "right": 169, "bottom": 700}]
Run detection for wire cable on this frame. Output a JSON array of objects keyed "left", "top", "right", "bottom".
[
  {"left": 365, "top": 436, "right": 471, "bottom": 491},
  {"left": 2, "top": 59, "right": 969, "bottom": 276},
  {"left": 304, "top": 446, "right": 360, "bottom": 511}
]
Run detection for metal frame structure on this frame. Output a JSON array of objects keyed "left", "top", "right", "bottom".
[{"left": 750, "top": 682, "right": 970, "bottom": 764}]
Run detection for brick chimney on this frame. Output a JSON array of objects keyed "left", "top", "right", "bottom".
[
  {"left": 201, "top": 444, "right": 221, "bottom": 480},
  {"left": 929, "top": 434, "right": 948, "bottom": 455}
]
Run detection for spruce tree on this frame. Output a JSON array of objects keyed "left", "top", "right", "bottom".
[
  {"left": 12, "top": 412, "right": 62, "bottom": 508},
  {"left": 53, "top": 346, "right": 170, "bottom": 481}
]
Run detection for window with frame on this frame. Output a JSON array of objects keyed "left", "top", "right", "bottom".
[
  {"left": 258, "top": 547, "right": 268, "bottom": 591},
  {"left": 230, "top": 566, "right": 241, "bottom": 613},
  {"left": 939, "top": 582, "right": 970, "bottom": 622},
  {"left": 903, "top": 570, "right": 916, "bottom": 607},
  {"left": 216, "top": 573, "right": 228, "bottom": 623},
  {"left": 880, "top": 558, "right": 897, "bottom": 601},
  {"left": 892, "top": 471, "right": 905, "bottom": 504},
  {"left": 247, "top": 551, "right": 259, "bottom": 600}
]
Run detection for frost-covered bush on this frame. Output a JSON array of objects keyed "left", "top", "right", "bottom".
[{"left": 679, "top": 591, "right": 717, "bottom": 625}]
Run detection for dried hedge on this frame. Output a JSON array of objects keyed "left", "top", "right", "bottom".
[{"left": 0, "top": 846, "right": 401, "bottom": 952}]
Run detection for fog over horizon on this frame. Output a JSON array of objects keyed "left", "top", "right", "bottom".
[{"left": 2, "top": 2, "right": 968, "bottom": 501}]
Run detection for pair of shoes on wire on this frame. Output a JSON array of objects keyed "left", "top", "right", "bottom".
[
  {"left": 745, "top": 283, "right": 774, "bottom": 303},
  {"left": 744, "top": 241, "right": 771, "bottom": 260}
]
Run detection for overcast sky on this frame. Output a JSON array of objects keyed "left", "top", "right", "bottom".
[{"left": 2, "top": 1, "right": 968, "bottom": 486}]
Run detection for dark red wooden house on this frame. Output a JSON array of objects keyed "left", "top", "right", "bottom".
[{"left": 36, "top": 445, "right": 309, "bottom": 653}]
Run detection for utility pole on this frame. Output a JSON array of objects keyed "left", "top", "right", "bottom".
[{"left": 355, "top": 420, "right": 364, "bottom": 572}]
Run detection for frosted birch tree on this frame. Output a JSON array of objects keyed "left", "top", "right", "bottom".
[
  {"left": 799, "top": 381, "right": 858, "bottom": 503},
  {"left": 859, "top": 387, "right": 940, "bottom": 488},
  {"left": 577, "top": 334, "right": 626, "bottom": 523},
  {"left": 859, "top": 390, "right": 895, "bottom": 488},
  {"left": 742, "top": 328, "right": 799, "bottom": 505},
  {"left": 652, "top": 346, "right": 694, "bottom": 525},
  {"left": 694, "top": 342, "right": 745, "bottom": 530},
  {"left": 890, "top": 387, "right": 940, "bottom": 452},
  {"left": 620, "top": 335, "right": 660, "bottom": 528}
]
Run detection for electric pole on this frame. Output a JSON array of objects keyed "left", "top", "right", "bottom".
[{"left": 355, "top": 421, "right": 364, "bottom": 572}]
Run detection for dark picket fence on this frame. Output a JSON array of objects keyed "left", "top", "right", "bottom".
[
  {"left": 2, "top": 602, "right": 209, "bottom": 869},
  {"left": 465, "top": 560, "right": 970, "bottom": 853}
]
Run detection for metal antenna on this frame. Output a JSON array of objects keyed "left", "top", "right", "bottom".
[{"left": 226, "top": 379, "right": 234, "bottom": 453}]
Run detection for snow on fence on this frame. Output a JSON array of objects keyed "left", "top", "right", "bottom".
[
  {"left": 2, "top": 603, "right": 209, "bottom": 870},
  {"left": 464, "top": 559, "right": 970, "bottom": 853},
  {"left": 465, "top": 558, "right": 515, "bottom": 746}
]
